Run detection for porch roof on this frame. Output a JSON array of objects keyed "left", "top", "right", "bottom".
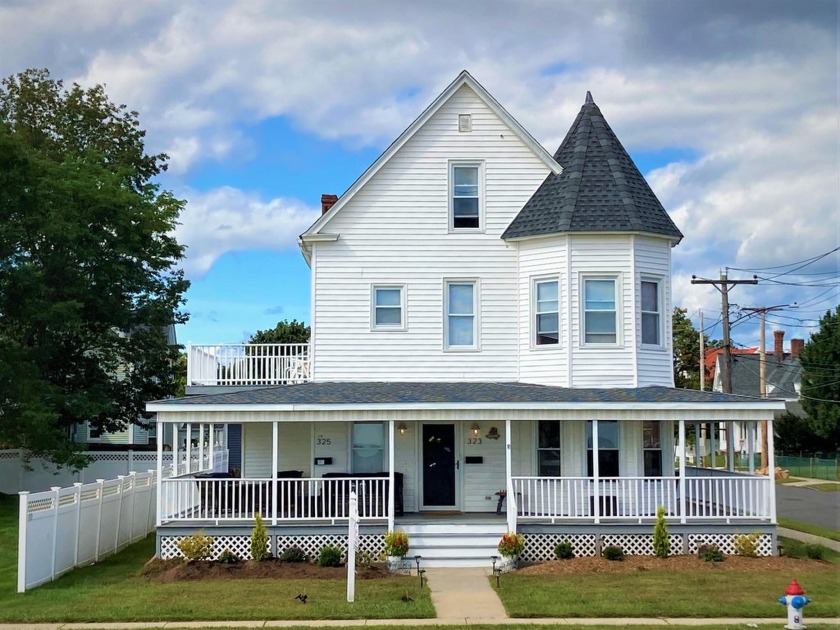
[{"left": 148, "top": 382, "right": 784, "bottom": 413}]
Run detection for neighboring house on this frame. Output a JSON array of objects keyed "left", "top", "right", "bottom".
[
  {"left": 712, "top": 330, "right": 804, "bottom": 454},
  {"left": 149, "top": 71, "right": 784, "bottom": 565}
]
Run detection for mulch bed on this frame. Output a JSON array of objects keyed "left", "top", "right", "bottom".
[
  {"left": 516, "top": 554, "right": 833, "bottom": 575},
  {"left": 141, "top": 557, "right": 398, "bottom": 582}
]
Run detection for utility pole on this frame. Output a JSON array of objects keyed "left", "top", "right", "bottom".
[
  {"left": 741, "top": 304, "right": 797, "bottom": 473},
  {"left": 691, "top": 272, "right": 758, "bottom": 393}
]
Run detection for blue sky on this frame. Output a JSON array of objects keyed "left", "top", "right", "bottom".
[{"left": 2, "top": 0, "right": 837, "bottom": 350}]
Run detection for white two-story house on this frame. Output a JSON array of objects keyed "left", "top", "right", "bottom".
[{"left": 149, "top": 71, "right": 784, "bottom": 565}]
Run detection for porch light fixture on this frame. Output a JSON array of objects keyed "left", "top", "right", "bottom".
[
  {"left": 471, "top": 423, "right": 481, "bottom": 436},
  {"left": 398, "top": 423, "right": 408, "bottom": 437}
]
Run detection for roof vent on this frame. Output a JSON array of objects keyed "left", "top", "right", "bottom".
[{"left": 458, "top": 114, "right": 472, "bottom": 132}]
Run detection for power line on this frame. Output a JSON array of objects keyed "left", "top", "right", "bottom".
[{"left": 726, "top": 246, "right": 840, "bottom": 274}]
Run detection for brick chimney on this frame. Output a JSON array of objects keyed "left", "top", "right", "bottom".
[
  {"left": 321, "top": 194, "right": 338, "bottom": 215},
  {"left": 774, "top": 329, "right": 785, "bottom": 362},
  {"left": 790, "top": 338, "right": 804, "bottom": 360}
]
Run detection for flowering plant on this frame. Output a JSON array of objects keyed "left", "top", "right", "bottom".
[
  {"left": 497, "top": 532, "right": 524, "bottom": 557},
  {"left": 384, "top": 530, "right": 410, "bottom": 557}
]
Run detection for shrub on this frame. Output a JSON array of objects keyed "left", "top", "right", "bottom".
[
  {"left": 318, "top": 544, "right": 343, "bottom": 567},
  {"left": 250, "top": 513, "right": 270, "bottom": 561},
  {"left": 603, "top": 545, "right": 625, "bottom": 561},
  {"left": 384, "top": 530, "right": 410, "bottom": 557},
  {"left": 356, "top": 551, "right": 373, "bottom": 568},
  {"left": 806, "top": 543, "right": 826, "bottom": 560},
  {"left": 279, "top": 546, "right": 308, "bottom": 563},
  {"left": 217, "top": 548, "right": 240, "bottom": 564},
  {"left": 554, "top": 541, "right": 575, "bottom": 559},
  {"left": 652, "top": 505, "right": 670, "bottom": 558},
  {"left": 733, "top": 532, "right": 760, "bottom": 557},
  {"left": 698, "top": 543, "right": 725, "bottom": 562},
  {"left": 498, "top": 532, "right": 525, "bottom": 557},
  {"left": 177, "top": 530, "right": 215, "bottom": 561}
]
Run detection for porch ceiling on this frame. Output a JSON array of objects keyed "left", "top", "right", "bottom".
[{"left": 148, "top": 382, "right": 783, "bottom": 423}]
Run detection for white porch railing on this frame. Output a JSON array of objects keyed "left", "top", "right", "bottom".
[
  {"left": 187, "top": 343, "right": 310, "bottom": 386},
  {"left": 512, "top": 475, "right": 771, "bottom": 523},
  {"left": 159, "top": 476, "right": 389, "bottom": 523}
]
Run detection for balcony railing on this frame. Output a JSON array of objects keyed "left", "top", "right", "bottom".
[
  {"left": 187, "top": 343, "right": 310, "bottom": 387},
  {"left": 159, "top": 476, "right": 389, "bottom": 523},
  {"left": 512, "top": 474, "right": 771, "bottom": 523}
]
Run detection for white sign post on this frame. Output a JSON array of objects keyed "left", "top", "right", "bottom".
[{"left": 347, "top": 490, "right": 359, "bottom": 603}]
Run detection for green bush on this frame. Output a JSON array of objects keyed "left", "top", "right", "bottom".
[
  {"left": 317, "top": 545, "right": 343, "bottom": 567},
  {"left": 279, "top": 546, "right": 308, "bottom": 563},
  {"left": 554, "top": 541, "right": 574, "bottom": 559},
  {"left": 698, "top": 543, "right": 725, "bottom": 562},
  {"left": 250, "top": 513, "right": 270, "bottom": 561},
  {"left": 806, "top": 543, "right": 826, "bottom": 560},
  {"left": 733, "top": 533, "right": 760, "bottom": 557},
  {"left": 781, "top": 539, "right": 806, "bottom": 558},
  {"left": 217, "top": 548, "right": 239, "bottom": 564},
  {"left": 652, "top": 506, "right": 670, "bottom": 558},
  {"left": 176, "top": 531, "right": 214, "bottom": 561},
  {"left": 356, "top": 551, "right": 373, "bottom": 568},
  {"left": 603, "top": 545, "right": 624, "bottom": 561}
]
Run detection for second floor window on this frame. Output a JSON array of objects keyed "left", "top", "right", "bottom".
[
  {"left": 372, "top": 286, "right": 404, "bottom": 329},
  {"left": 583, "top": 278, "right": 617, "bottom": 344},
  {"left": 641, "top": 279, "right": 661, "bottom": 346},
  {"left": 451, "top": 164, "right": 481, "bottom": 229},
  {"left": 445, "top": 281, "right": 476, "bottom": 348},
  {"left": 534, "top": 279, "right": 559, "bottom": 345}
]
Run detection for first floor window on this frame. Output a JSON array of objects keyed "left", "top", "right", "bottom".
[
  {"left": 446, "top": 281, "right": 476, "bottom": 348},
  {"left": 373, "top": 286, "right": 404, "bottom": 328},
  {"left": 641, "top": 279, "right": 661, "bottom": 345},
  {"left": 537, "top": 421, "right": 561, "bottom": 476},
  {"left": 583, "top": 278, "right": 617, "bottom": 344},
  {"left": 643, "top": 420, "right": 663, "bottom": 477},
  {"left": 451, "top": 164, "right": 481, "bottom": 229},
  {"left": 586, "top": 420, "right": 620, "bottom": 476},
  {"left": 352, "top": 423, "right": 384, "bottom": 473},
  {"left": 534, "top": 279, "right": 559, "bottom": 345},
  {"left": 88, "top": 423, "right": 103, "bottom": 440}
]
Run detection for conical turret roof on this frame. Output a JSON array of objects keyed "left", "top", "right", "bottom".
[{"left": 502, "top": 93, "right": 683, "bottom": 242}]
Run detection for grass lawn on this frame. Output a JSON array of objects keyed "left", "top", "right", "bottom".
[
  {"left": 776, "top": 477, "right": 804, "bottom": 484},
  {"left": 0, "top": 493, "right": 433, "bottom": 622},
  {"left": 811, "top": 482, "right": 840, "bottom": 492},
  {"left": 170, "top": 626, "right": 836, "bottom": 630},
  {"left": 778, "top": 516, "right": 840, "bottom": 542},
  {"left": 494, "top": 562, "right": 840, "bottom": 618}
]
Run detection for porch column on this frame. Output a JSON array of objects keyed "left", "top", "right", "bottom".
[
  {"left": 709, "top": 422, "right": 717, "bottom": 469},
  {"left": 505, "top": 419, "right": 515, "bottom": 532},
  {"left": 726, "top": 421, "right": 734, "bottom": 472},
  {"left": 767, "top": 417, "right": 777, "bottom": 523},
  {"left": 678, "top": 419, "right": 687, "bottom": 524},
  {"left": 271, "top": 421, "right": 278, "bottom": 526},
  {"left": 172, "top": 424, "right": 179, "bottom": 477},
  {"left": 694, "top": 422, "right": 701, "bottom": 467},
  {"left": 388, "top": 420, "right": 395, "bottom": 532},
  {"left": 156, "top": 420, "right": 164, "bottom": 526},
  {"left": 199, "top": 424, "right": 205, "bottom": 470},
  {"left": 592, "top": 420, "right": 600, "bottom": 524},
  {"left": 186, "top": 423, "right": 192, "bottom": 475},
  {"left": 748, "top": 422, "right": 755, "bottom": 475},
  {"left": 208, "top": 424, "right": 215, "bottom": 472}
]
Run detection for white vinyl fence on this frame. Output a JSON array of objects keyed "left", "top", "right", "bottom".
[{"left": 17, "top": 470, "right": 157, "bottom": 593}]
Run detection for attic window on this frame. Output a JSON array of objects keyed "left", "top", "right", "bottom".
[{"left": 458, "top": 114, "right": 472, "bottom": 132}]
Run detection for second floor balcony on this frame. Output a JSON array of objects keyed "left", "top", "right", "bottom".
[{"left": 187, "top": 343, "right": 311, "bottom": 390}]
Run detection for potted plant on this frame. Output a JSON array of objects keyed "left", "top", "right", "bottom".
[
  {"left": 384, "top": 530, "right": 410, "bottom": 571},
  {"left": 497, "top": 532, "right": 524, "bottom": 571}
]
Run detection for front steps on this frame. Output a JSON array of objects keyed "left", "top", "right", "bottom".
[{"left": 401, "top": 520, "right": 507, "bottom": 568}]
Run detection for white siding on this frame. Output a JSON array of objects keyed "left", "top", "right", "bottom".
[
  {"left": 312, "top": 84, "right": 550, "bottom": 381},
  {"left": 634, "top": 236, "right": 675, "bottom": 386}
]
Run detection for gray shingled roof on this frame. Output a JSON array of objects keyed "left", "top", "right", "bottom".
[
  {"left": 153, "top": 382, "right": 774, "bottom": 407},
  {"left": 502, "top": 92, "right": 684, "bottom": 241},
  {"left": 731, "top": 354, "right": 801, "bottom": 400}
]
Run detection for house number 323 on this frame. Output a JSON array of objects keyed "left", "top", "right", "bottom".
[{"left": 467, "top": 437, "right": 482, "bottom": 445}]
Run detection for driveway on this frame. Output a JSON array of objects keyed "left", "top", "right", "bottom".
[{"left": 775, "top": 484, "right": 840, "bottom": 531}]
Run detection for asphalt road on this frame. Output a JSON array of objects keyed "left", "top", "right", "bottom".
[{"left": 775, "top": 484, "right": 840, "bottom": 531}]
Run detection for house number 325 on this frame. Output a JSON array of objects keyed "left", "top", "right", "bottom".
[{"left": 316, "top": 435, "right": 331, "bottom": 445}]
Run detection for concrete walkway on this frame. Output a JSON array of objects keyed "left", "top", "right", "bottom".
[
  {"left": 779, "top": 526, "right": 840, "bottom": 551},
  {"left": 424, "top": 567, "right": 508, "bottom": 622}
]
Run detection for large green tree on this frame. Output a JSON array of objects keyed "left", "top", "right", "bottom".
[
  {"left": 672, "top": 307, "right": 722, "bottom": 389},
  {"left": 248, "top": 319, "right": 310, "bottom": 344},
  {"left": 799, "top": 306, "right": 840, "bottom": 450},
  {"left": 0, "top": 69, "right": 189, "bottom": 466}
]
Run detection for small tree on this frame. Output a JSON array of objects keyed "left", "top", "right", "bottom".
[
  {"left": 652, "top": 506, "right": 670, "bottom": 558},
  {"left": 250, "top": 513, "right": 270, "bottom": 561}
]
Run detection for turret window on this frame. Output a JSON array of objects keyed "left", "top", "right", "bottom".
[
  {"left": 534, "top": 279, "right": 559, "bottom": 345},
  {"left": 583, "top": 278, "right": 617, "bottom": 344},
  {"left": 641, "top": 279, "right": 661, "bottom": 346}
]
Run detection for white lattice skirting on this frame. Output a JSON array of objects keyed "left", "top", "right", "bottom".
[
  {"left": 688, "top": 533, "right": 774, "bottom": 556},
  {"left": 160, "top": 534, "right": 386, "bottom": 561},
  {"left": 521, "top": 534, "right": 598, "bottom": 561},
  {"left": 601, "top": 533, "right": 683, "bottom": 556}
]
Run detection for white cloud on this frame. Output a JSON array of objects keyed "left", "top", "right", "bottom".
[{"left": 175, "top": 187, "right": 320, "bottom": 276}]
